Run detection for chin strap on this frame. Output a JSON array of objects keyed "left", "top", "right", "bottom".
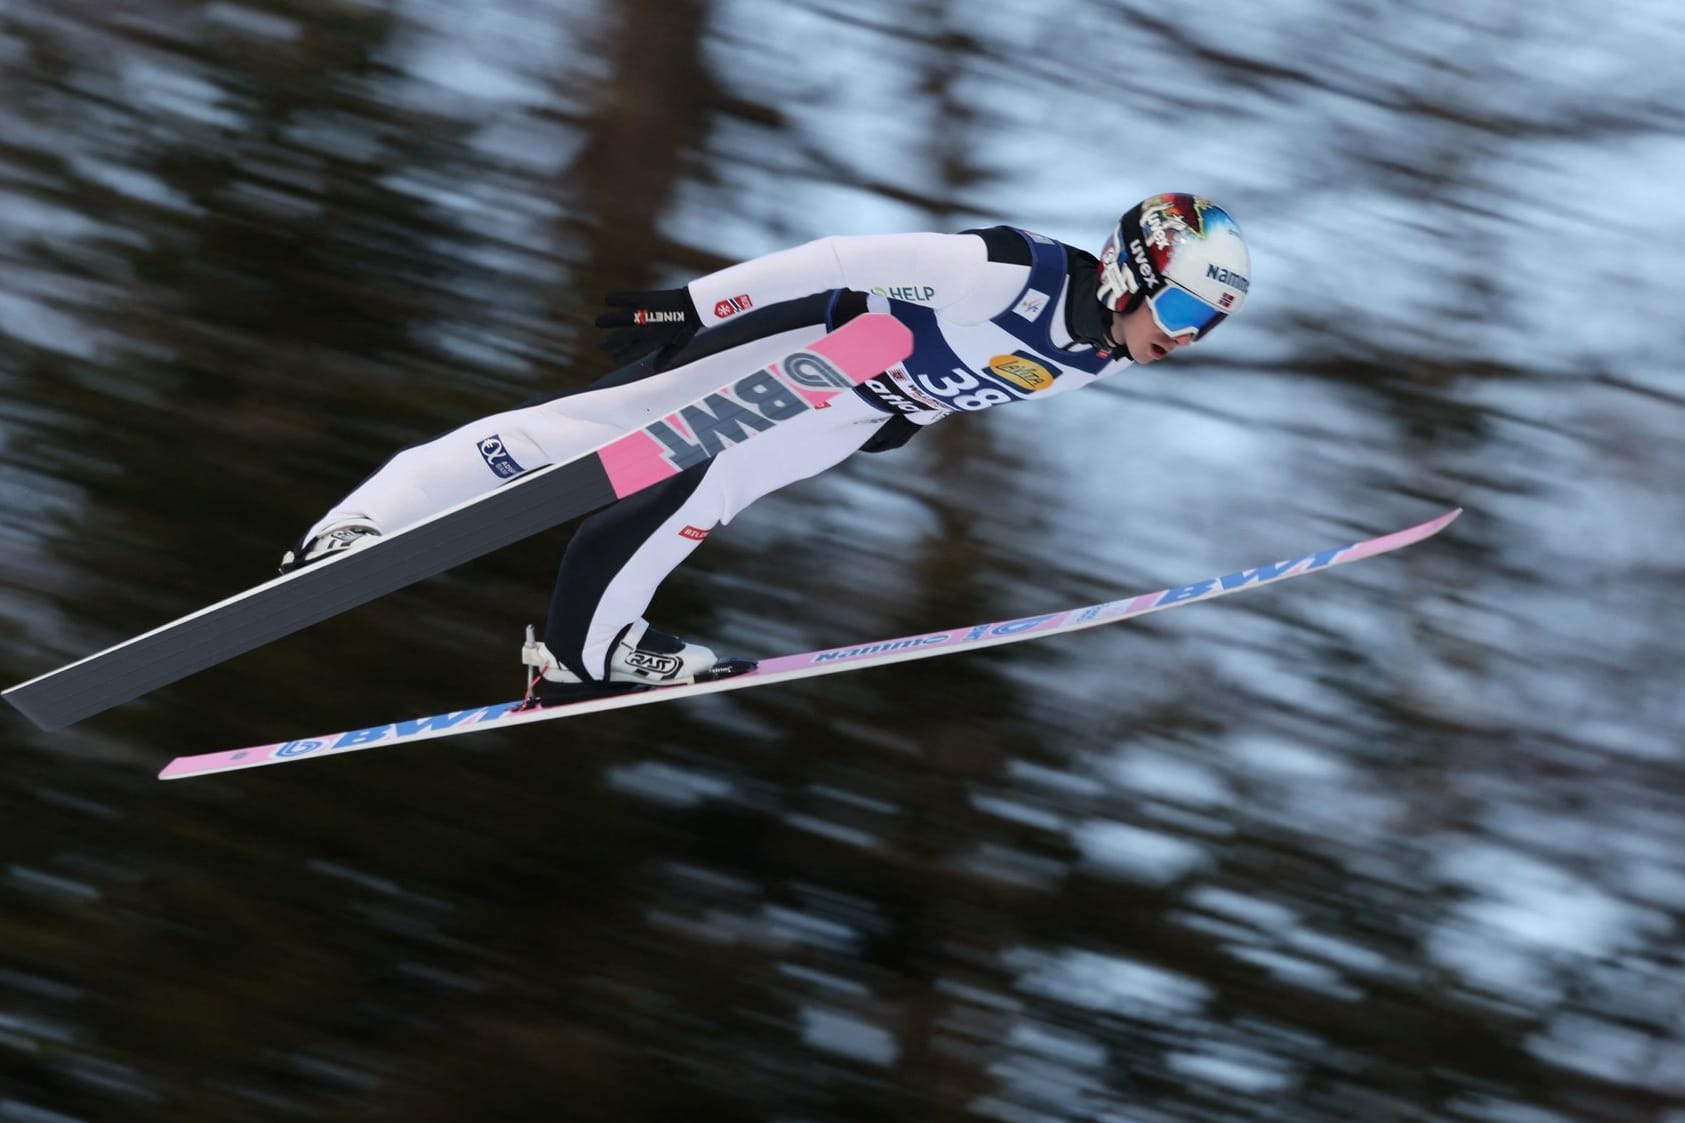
[{"left": 1105, "top": 321, "right": 1133, "bottom": 362}]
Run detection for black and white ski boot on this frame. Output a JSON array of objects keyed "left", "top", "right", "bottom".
[
  {"left": 279, "top": 517, "right": 383, "bottom": 574},
  {"left": 520, "top": 620, "right": 756, "bottom": 706}
]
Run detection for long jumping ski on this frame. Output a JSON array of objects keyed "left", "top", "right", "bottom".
[
  {"left": 7, "top": 314, "right": 914, "bottom": 732},
  {"left": 158, "top": 507, "right": 1461, "bottom": 780}
]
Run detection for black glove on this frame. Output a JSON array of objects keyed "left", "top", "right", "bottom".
[{"left": 594, "top": 288, "right": 702, "bottom": 368}]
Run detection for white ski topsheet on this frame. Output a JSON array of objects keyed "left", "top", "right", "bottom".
[{"left": 159, "top": 507, "right": 1460, "bottom": 780}]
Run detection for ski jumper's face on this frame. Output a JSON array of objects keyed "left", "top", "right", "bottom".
[{"left": 1113, "top": 302, "right": 1196, "bottom": 364}]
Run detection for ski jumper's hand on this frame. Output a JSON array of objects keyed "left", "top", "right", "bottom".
[{"left": 595, "top": 288, "right": 702, "bottom": 368}]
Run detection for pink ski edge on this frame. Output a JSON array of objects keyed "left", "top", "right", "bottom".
[{"left": 157, "top": 507, "right": 1459, "bottom": 780}]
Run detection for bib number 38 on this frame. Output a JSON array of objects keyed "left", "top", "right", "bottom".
[{"left": 915, "top": 368, "right": 1014, "bottom": 412}]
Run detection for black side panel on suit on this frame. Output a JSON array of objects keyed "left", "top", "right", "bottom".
[
  {"left": 829, "top": 289, "right": 871, "bottom": 327},
  {"left": 544, "top": 461, "right": 713, "bottom": 681},
  {"left": 858, "top": 414, "right": 922, "bottom": 454},
  {"left": 960, "top": 225, "right": 1035, "bottom": 266}
]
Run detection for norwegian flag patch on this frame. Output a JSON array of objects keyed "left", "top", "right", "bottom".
[{"left": 713, "top": 294, "right": 753, "bottom": 320}]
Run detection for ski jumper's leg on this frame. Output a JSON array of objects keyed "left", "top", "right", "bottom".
[
  {"left": 304, "top": 294, "right": 846, "bottom": 541},
  {"left": 545, "top": 391, "right": 889, "bottom": 680},
  {"left": 307, "top": 404, "right": 621, "bottom": 539}
]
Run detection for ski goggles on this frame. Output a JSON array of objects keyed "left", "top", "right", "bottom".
[{"left": 1146, "top": 283, "right": 1228, "bottom": 341}]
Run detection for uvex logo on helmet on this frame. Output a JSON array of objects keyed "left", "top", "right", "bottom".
[
  {"left": 1097, "top": 193, "right": 1251, "bottom": 335},
  {"left": 1128, "top": 238, "right": 1160, "bottom": 289}
]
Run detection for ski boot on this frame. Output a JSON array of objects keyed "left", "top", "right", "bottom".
[
  {"left": 279, "top": 517, "right": 382, "bottom": 574},
  {"left": 519, "top": 620, "right": 756, "bottom": 707}
]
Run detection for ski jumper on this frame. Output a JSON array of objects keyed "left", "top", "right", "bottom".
[{"left": 309, "top": 227, "right": 1134, "bottom": 680}]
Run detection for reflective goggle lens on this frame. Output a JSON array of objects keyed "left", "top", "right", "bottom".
[{"left": 1147, "top": 284, "right": 1227, "bottom": 340}]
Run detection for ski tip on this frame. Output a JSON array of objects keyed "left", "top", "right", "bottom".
[{"left": 1404, "top": 506, "right": 1462, "bottom": 536}]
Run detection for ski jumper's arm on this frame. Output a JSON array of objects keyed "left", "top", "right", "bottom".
[{"left": 686, "top": 233, "right": 1027, "bottom": 330}]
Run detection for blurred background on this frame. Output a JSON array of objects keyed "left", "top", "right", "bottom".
[{"left": 3, "top": 1, "right": 1683, "bottom": 1120}]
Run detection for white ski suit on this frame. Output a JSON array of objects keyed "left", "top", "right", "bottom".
[{"left": 310, "top": 226, "right": 1135, "bottom": 679}]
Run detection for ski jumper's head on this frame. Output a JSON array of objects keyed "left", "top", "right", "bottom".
[{"left": 1097, "top": 193, "right": 1250, "bottom": 363}]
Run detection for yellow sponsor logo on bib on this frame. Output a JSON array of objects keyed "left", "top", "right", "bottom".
[{"left": 988, "top": 354, "right": 1056, "bottom": 392}]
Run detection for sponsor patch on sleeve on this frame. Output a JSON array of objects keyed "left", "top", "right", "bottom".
[{"left": 713, "top": 294, "right": 753, "bottom": 320}]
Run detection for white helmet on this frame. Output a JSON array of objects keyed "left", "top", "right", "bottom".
[{"left": 1097, "top": 193, "right": 1251, "bottom": 339}]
